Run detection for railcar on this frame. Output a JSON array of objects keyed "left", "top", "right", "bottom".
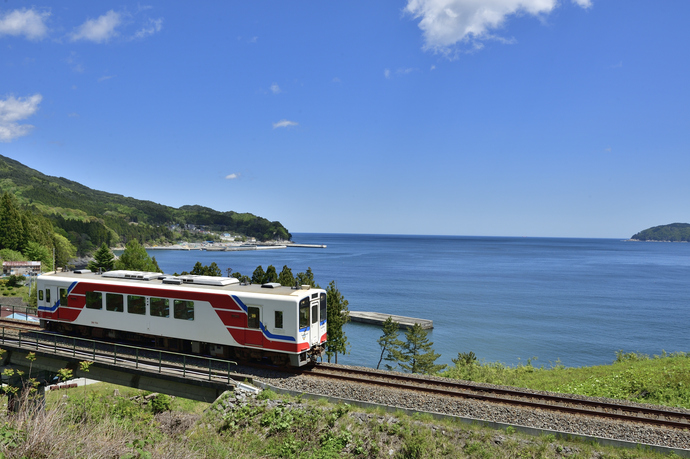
[{"left": 36, "top": 270, "right": 327, "bottom": 366}]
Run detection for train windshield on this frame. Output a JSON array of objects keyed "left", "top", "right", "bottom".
[{"left": 319, "top": 293, "right": 326, "bottom": 324}]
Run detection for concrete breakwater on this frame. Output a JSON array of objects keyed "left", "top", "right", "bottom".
[
  {"left": 348, "top": 311, "right": 433, "bottom": 330},
  {"left": 145, "top": 243, "right": 326, "bottom": 251}
]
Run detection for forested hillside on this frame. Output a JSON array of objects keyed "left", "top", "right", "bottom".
[
  {"left": 0, "top": 154, "right": 291, "bottom": 266},
  {"left": 630, "top": 223, "right": 690, "bottom": 242}
]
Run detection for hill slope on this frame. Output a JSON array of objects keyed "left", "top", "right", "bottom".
[
  {"left": 630, "top": 223, "right": 690, "bottom": 242},
  {"left": 0, "top": 154, "right": 291, "bottom": 250}
]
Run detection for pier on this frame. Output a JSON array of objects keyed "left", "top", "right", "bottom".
[{"left": 348, "top": 311, "right": 433, "bottom": 330}]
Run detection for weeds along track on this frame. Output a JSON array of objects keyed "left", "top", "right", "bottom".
[{"left": 293, "top": 363, "right": 690, "bottom": 431}]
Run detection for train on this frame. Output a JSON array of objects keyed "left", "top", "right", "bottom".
[{"left": 36, "top": 269, "right": 327, "bottom": 366}]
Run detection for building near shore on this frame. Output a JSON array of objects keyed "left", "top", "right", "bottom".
[{"left": 2, "top": 261, "right": 41, "bottom": 275}]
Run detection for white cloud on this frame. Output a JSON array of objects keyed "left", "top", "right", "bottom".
[
  {"left": 384, "top": 68, "right": 391, "bottom": 79},
  {"left": 332, "top": 77, "right": 341, "bottom": 83},
  {"left": 572, "top": 0, "right": 592, "bottom": 8},
  {"left": 225, "top": 173, "right": 240, "bottom": 180},
  {"left": 405, "top": 0, "right": 593, "bottom": 54},
  {"left": 133, "top": 17, "right": 162, "bottom": 39},
  {"left": 98, "top": 75, "right": 116, "bottom": 82},
  {"left": 270, "top": 83, "right": 281, "bottom": 94},
  {"left": 71, "top": 10, "right": 121, "bottom": 43},
  {"left": 0, "top": 93, "right": 42, "bottom": 142},
  {"left": 272, "top": 119, "right": 298, "bottom": 129},
  {"left": 0, "top": 8, "right": 50, "bottom": 41}
]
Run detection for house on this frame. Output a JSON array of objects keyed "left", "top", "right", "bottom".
[{"left": 2, "top": 261, "right": 42, "bottom": 276}]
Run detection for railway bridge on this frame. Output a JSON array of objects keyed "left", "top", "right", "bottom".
[{"left": 0, "top": 324, "right": 248, "bottom": 402}]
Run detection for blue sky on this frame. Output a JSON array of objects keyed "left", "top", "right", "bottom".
[{"left": 1, "top": 1, "right": 688, "bottom": 238}]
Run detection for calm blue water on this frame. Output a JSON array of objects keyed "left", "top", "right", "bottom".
[{"left": 143, "top": 234, "right": 690, "bottom": 370}]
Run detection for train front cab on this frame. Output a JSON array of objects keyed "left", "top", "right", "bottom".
[{"left": 293, "top": 290, "right": 327, "bottom": 366}]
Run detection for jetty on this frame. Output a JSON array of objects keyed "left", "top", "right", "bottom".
[
  {"left": 289, "top": 243, "right": 327, "bottom": 248},
  {"left": 348, "top": 311, "right": 433, "bottom": 330}
]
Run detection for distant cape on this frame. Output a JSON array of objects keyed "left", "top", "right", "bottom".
[{"left": 630, "top": 223, "right": 690, "bottom": 242}]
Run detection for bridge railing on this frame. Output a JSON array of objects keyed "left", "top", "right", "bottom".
[
  {"left": 0, "top": 326, "right": 238, "bottom": 386},
  {"left": 0, "top": 304, "right": 38, "bottom": 323}
]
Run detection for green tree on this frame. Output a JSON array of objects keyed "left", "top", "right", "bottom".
[
  {"left": 0, "top": 193, "right": 24, "bottom": 251},
  {"left": 114, "top": 240, "right": 159, "bottom": 272},
  {"left": 23, "top": 241, "right": 52, "bottom": 271},
  {"left": 264, "top": 265, "right": 278, "bottom": 283},
  {"left": 231, "top": 271, "right": 251, "bottom": 283},
  {"left": 395, "top": 324, "right": 446, "bottom": 375},
  {"left": 53, "top": 232, "right": 77, "bottom": 269},
  {"left": 377, "top": 317, "right": 403, "bottom": 370},
  {"left": 189, "top": 261, "right": 222, "bottom": 276},
  {"left": 296, "top": 267, "right": 316, "bottom": 287},
  {"left": 325, "top": 281, "right": 350, "bottom": 364},
  {"left": 278, "top": 265, "right": 295, "bottom": 286},
  {"left": 0, "top": 248, "right": 25, "bottom": 262},
  {"left": 87, "top": 242, "right": 115, "bottom": 272},
  {"left": 252, "top": 265, "right": 266, "bottom": 284}
]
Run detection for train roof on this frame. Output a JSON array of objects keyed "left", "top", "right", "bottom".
[{"left": 39, "top": 270, "right": 321, "bottom": 297}]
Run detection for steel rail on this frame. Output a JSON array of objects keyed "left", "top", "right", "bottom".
[{"left": 298, "top": 364, "right": 690, "bottom": 431}]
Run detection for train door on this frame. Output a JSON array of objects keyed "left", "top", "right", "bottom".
[
  {"left": 309, "top": 297, "right": 320, "bottom": 346},
  {"left": 245, "top": 305, "right": 263, "bottom": 346}
]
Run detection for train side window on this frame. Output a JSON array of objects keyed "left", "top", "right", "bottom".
[
  {"left": 320, "top": 293, "right": 326, "bottom": 324},
  {"left": 174, "top": 300, "right": 194, "bottom": 321},
  {"left": 127, "top": 295, "right": 146, "bottom": 315},
  {"left": 106, "top": 293, "right": 124, "bottom": 312},
  {"left": 46, "top": 289, "right": 50, "bottom": 303},
  {"left": 275, "top": 310, "right": 283, "bottom": 329},
  {"left": 85, "top": 292, "right": 102, "bottom": 310},
  {"left": 150, "top": 297, "right": 169, "bottom": 318},
  {"left": 59, "top": 288, "right": 68, "bottom": 307},
  {"left": 311, "top": 304, "right": 318, "bottom": 325},
  {"left": 299, "top": 297, "right": 309, "bottom": 330},
  {"left": 247, "top": 307, "right": 260, "bottom": 329},
  {"left": 38, "top": 290, "right": 44, "bottom": 302}
]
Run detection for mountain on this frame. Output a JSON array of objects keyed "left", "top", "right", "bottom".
[
  {"left": 630, "top": 223, "right": 690, "bottom": 242},
  {"left": 0, "top": 154, "right": 291, "bottom": 250}
]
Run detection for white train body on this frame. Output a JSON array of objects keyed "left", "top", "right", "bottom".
[{"left": 37, "top": 270, "right": 327, "bottom": 366}]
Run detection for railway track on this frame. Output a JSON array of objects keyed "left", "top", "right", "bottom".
[{"left": 294, "top": 363, "right": 690, "bottom": 431}]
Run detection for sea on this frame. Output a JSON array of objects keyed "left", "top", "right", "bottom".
[{"left": 142, "top": 234, "right": 690, "bottom": 370}]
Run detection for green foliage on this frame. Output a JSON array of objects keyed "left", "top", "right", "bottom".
[
  {"left": 53, "top": 232, "right": 76, "bottom": 268},
  {"left": 114, "top": 240, "right": 160, "bottom": 272},
  {"left": 631, "top": 223, "right": 690, "bottom": 242},
  {"left": 0, "top": 248, "right": 25, "bottom": 262},
  {"left": 22, "top": 241, "right": 52, "bottom": 271},
  {"left": 264, "top": 265, "right": 278, "bottom": 283},
  {"left": 296, "top": 267, "right": 316, "bottom": 287},
  {"left": 377, "top": 317, "right": 402, "bottom": 370},
  {"left": 325, "top": 281, "right": 350, "bottom": 364},
  {"left": 150, "top": 394, "right": 172, "bottom": 414},
  {"left": 278, "top": 265, "right": 295, "bottom": 286},
  {"left": 87, "top": 242, "right": 115, "bottom": 272},
  {"left": 251, "top": 265, "right": 266, "bottom": 284},
  {"left": 393, "top": 324, "right": 446, "bottom": 375},
  {"left": 178, "top": 261, "right": 223, "bottom": 276},
  {"left": 0, "top": 192, "right": 24, "bottom": 251},
  {"left": 443, "top": 351, "right": 690, "bottom": 409}
]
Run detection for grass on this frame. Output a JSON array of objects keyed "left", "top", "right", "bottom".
[
  {"left": 0, "top": 382, "right": 684, "bottom": 458},
  {"left": 442, "top": 350, "right": 690, "bottom": 409}
]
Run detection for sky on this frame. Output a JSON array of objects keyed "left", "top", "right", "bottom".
[{"left": 1, "top": 1, "right": 689, "bottom": 239}]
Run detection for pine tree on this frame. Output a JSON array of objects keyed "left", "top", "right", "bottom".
[
  {"left": 114, "top": 240, "right": 159, "bottom": 272},
  {"left": 325, "top": 281, "right": 350, "bottom": 364},
  {"left": 377, "top": 316, "right": 403, "bottom": 370},
  {"left": 296, "top": 267, "right": 316, "bottom": 287},
  {"left": 87, "top": 242, "right": 115, "bottom": 272},
  {"left": 264, "top": 265, "right": 278, "bottom": 283},
  {"left": 252, "top": 265, "right": 266, "bottom": 284},
  {"left": 278, "top": 265, "right": 295, "bottom": 286},
  {"left": 396, "top": 323, "right": 446, "bottom": 375},
  {"left": 0, "top": 193, "right": 24, "bottom": 251}
]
